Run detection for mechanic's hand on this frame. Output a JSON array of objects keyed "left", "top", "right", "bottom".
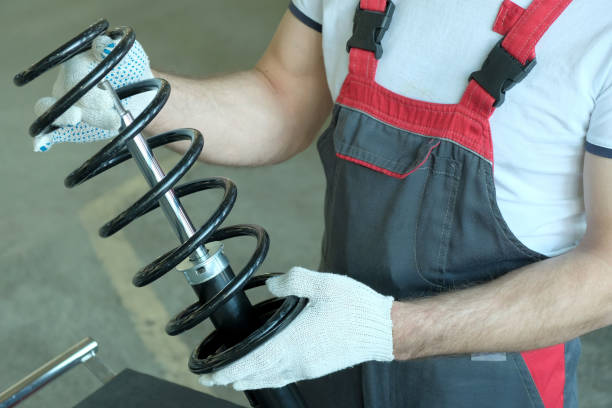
[
  {"left": 199, "top": 266, "right": 395, "bottom": 391},
  {"left": 33, "top": 35, "right": 153, "bottom": 152}
]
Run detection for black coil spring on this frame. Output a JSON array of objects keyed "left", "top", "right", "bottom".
[{"left": 14, "top": 19, "right": 308, "bottom": 378}]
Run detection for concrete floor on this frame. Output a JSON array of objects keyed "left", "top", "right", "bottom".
[{"left": 0, "top": 1, "right": 610, "bottom": 407}]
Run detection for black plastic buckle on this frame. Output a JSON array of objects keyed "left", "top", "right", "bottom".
[
  {"left": 346, "top": 0, "right": 395, "bottom": 60},
  {"left": 469, "top": 39, "right": 537, "bottom": 107}
]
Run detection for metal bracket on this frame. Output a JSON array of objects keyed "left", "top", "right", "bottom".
[{"left": 0, "top": 338, "right": 113, "bottom": 408}]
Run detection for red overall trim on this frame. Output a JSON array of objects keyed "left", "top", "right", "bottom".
[
  {"left": 502, "top": 0, "right": 573, "bottom": 64},
  {"left": 361, "top": 0, "right": 386, "bottom": 13},
  {"left": 336, "top": 141, "right": 440, "bottom": 179},
  {"left": 349, "top": 48, "right": 380, "bottom": 80},
  {"left": 521, "top": 344, "right": 566, "bottom": 408},
  {"left": 338, "top": 76, "right": 495, "bottom": 161},
  {"left": 493, "top": 0, "right": 526, "bottom": 36},
  {"left": 339, "top": 0, "right": 572, "bottom": 164}
]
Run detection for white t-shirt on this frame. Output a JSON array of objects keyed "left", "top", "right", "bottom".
[{"left": 290, "top": 0, "right": 612, "bottom": 257}]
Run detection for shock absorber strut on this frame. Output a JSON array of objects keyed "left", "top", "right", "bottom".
[{"left": 14, "top": 20, "right": 308, "bottom": 408}]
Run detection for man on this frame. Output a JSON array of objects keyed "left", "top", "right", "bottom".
[{"left": 36, "top": 0, "right": 612, "bottom": 407}]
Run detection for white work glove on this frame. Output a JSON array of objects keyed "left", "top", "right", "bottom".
[
  {"left": 199, "top": 266, "right": 395, "bottom": 391},
  {"left": 33, "top": 35, "right": 153, "bottom": 152}
]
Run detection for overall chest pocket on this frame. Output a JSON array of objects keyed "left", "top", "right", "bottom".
[{"left": 318, "top": 107, "right": 462, "bottom": 298}]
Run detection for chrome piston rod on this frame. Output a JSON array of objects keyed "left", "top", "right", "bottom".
[{"left": 101, "top": 81, "right": 230, "bottom": 285}]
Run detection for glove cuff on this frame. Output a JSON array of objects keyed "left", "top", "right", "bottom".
[{"left": 346, "top": 293, "right": 395, "bottom": 362}]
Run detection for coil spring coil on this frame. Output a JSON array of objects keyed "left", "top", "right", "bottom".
[{"left": 14, "top": 19, "right": 307, "bottom": 376}]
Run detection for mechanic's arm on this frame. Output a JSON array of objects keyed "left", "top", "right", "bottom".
[
  {"left": 392, "top": 151, "right": 612, "bottom": 359},
  {"left": 147, "top": 11, "right": 332, "bottom": 166}
]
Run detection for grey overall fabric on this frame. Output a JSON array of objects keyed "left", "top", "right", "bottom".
[{"left": 295, "top": 105, "right": 580, "bottom": 408}]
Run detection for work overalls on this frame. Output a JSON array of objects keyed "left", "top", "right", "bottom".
[{"left": 298, "top": 0, "right": 580, "bottom": 407}]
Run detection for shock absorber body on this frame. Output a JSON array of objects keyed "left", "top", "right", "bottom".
[{"left": 14, "top": 20, "right": 308, "bottom": 408}]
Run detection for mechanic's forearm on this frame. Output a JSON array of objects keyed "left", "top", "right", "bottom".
[
  {"left": 391, "top": 246, "right": 612, "bottom": 360},
  {"left": 147, "top": 68, "right": 308, "bottom": 166}
]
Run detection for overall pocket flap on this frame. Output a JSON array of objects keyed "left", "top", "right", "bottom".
[{"left": 334, "top": 108, "right": 440, "bottom": 178}]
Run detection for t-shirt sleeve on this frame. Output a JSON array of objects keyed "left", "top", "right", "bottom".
[
  {"left": 289, "top": 0, "right": 323, "bottom": 32},
  {"left": 586, "top": 79, "right": 612, "bottom": 158}
]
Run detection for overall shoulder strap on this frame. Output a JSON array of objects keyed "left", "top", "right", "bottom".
[
  {"left": 503, "top": 0, "right": 573, "bottom": 65},
  {"left": 462, "top": 0, "right": 573, "bottom": 116},
  {"left": 345, "top": 0, "right": 574, "bottom": 115},
  {"left": 346, "top": 0, "right": 393, "bottom": 80}
]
